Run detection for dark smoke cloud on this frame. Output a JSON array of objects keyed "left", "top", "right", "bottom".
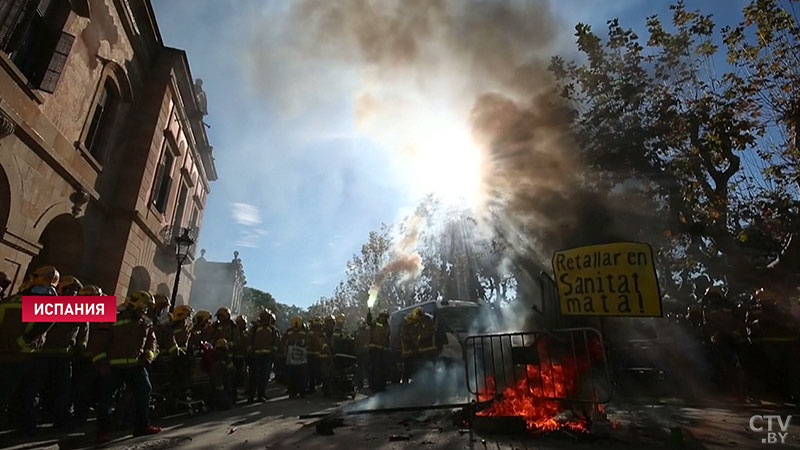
[{"left": 246, "top": 0, "right": 622, "bottom": 267}]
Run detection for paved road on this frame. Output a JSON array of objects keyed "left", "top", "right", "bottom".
[{"left": 2, "top": 386, "right": 799, "bottom": 450}]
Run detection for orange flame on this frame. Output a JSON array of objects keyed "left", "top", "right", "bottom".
[{"left": 476, "top": 335, "right": 604, "bottom": 433}]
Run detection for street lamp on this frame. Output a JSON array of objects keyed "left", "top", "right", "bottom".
[{"left": 170, "top": 227, "right": 195, "bottom": 313}]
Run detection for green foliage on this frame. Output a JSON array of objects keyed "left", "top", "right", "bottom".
[
  {"left": 241, "top": 287, "right": 306, "bottom": 331},
  {"left": 549, "top": 0, "right": 799, "bottom": 293}
]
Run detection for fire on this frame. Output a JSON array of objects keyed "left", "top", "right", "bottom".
[
  {"left": 476, "top": 364, "right": 588, "bottom": 432},
  {"left": 476, "top": 335, "right": 604, "bottom": 433},
  {"left": 367, "top": 286, "right": 379, "bottom": 308}
]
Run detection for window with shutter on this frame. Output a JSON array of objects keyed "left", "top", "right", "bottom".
[
  {"left": 0, "top": 0, "right": 28, "bottom": 50},
  {"left": 38, "top": 30, "right": 73, "bottom": 93},
  {"left": 173, "top": 183, "right": 188, "bottom": 228},
  {"left": 83, "top": 80, "right": 119, "bottom": 159},
  {"left": 153, "top": 145, "right": 175, "bottom": 214},
  {"left": 1, "top": 0, "right": 71, "bottom": 91}
]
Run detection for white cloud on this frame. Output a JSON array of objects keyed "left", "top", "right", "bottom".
[
  {"left": 231, "top": 202, "right": 261, "bottom": 226},
  {"left": 235, "top": 228, "right": 268, "bottom": 248}
]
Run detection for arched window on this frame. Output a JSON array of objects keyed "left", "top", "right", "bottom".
[{"left": 79, "top": 63, "right": 131, "bottom": 165}]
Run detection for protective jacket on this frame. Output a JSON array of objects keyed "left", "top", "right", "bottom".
[
  {"left": 366, "top": 314, "right": 390, "bottom": 350},
  {"left": 401, "top": 322, "right": 418, "bottom": 358},
  {"left": 157, "top": 322, "right": 190, "bottom": 357},
  {"left": 0, "top": 295, "right": 53, "bottom": 363},
  {"left": 209, "top": 319, "right": 240, "bottom": 346},
  {"left": 91, "top": 309, "right": 158, "bottom": 368},
  {"left": 250, "top": 322, "right": 280, "bottom": 356},
  {"left": 307, "top": 327, "right": 331, "bottom": 359},
  {"left": 38, "top": 322, "right": 89, "bottom": 356},
  {"left": 417, "top": 313, "right": 436, "bottom": 354},
  {"left": 282, "top": 327, "right": 307, "bottom": 350}
]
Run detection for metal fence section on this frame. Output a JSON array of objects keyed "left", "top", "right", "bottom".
[{"left": 464, "top": 327, "right": 611, "bottom": 404}]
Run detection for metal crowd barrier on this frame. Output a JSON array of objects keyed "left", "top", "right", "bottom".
[{"left": 464, "top": 327, "right": 611, "bottom": 404}]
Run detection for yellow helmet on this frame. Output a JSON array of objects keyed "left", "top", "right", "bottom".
[
  {"left": 154, "top": 294, "right": 169, "bottom": 312},
  {"left": 57, "top": 276, "right": 83, "bottom": 296},
  {"left": 404, "top": 313, "right": 417, "bottom": 324},
  {"left": 172, "top": 304, "right": 194, "bottom": 323},
  {"left": 214, "top": 338, "right": 229, "bottom": 350},
  {"left": 259, "top": 309, "right": 276, "bottom": 324},
  {"left": 216, "top": 307, "right": 231, "bottom": 321},
  {"left": 194, "top": 310, "right": 212, "bottom": 326},
  {"left": 290, "top": 315, "right": 304, "bottom": 328},
  {"left": 23, "top": 265, "right": 60, "bottom": 290},
  {"left": 336, "top": 313, "right": 346, "bottom": 325},
  {"left": 125, "top": 290, "right": 155, "bottom": 312},
  {"left": 79, "top": 284, "right": 103, "bottom": 296},
  {"left": 235, "top": 315, "right": 248, "bottom": 328}
]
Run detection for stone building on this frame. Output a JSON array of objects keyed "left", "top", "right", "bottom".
[
  {"left": 189, "top": 250, "right": 246, "bottom": 315},
  {"left": 0, "top": 0, "right": 217, "bottom": 303}
]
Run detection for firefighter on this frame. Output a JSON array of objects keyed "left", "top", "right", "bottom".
[
  {"left": 401, "top": 312, "right": 418, "bottom": 383},
  {"left": 701, "top": 285, "right": 746, "bottom": 399},
  {"left": 354, "top": 319, "right": 370, "bottom": 389},
  {"left": 72, "top": 285, "right": 104, "bottom": 426},
  {"left": 281, "top": 315, "right": 308, "bottom": 398},
  {"left": 323, "top": 314, "right": 335, "bottom": 344},
  {"left": 0, "top": 265, "right": 58, "bottom": 433},
  {"left": 248, "top": 309, "right": 280, "bottom": 402},
  {"left": 232, "top": 315, "right": 249, "bottom": 398},
  {"left": 331, "top": 313, "right": 351, "bottom": 350},
  {"left": 156, "top": 305, "right": 193, "bottom": 404},
  {"left": 415, "top": 307, "right": 438, "bottom": 368},
  {"left": 306, "top": 317, "right": 323, "bottom": 393},
  {"left": 210, "top": 307, "right": 240, "bottom": 345},
  {"left": 210, "top": 338, "right": 236, "bottom": 410},
  {"left": 365, "top": 309, "right": 390, "bottom": 393},
  {"left": 745, "top": 288, "right": 800, "bottom": 401},
  {"left": 151, "top": 294, "right": 170, "bottom": 325},
  {"left": 92, "top": 290, "right": 161, "bottom": 444},
  {"left": 31, "top": 275, "right": 89, "bottom": 428},
  {"left": 188, "top": 310, "right": 212, "bottom": 353}
]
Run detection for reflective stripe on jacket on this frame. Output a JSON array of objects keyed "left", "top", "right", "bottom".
[{"left": 92, "top": 310, "right": 158, "bottom": 367}]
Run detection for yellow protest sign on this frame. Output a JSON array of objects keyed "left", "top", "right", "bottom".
[{"left": 552, "top": 242, "right": 662, "bottom": 317}]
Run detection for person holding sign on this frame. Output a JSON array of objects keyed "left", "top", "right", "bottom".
[{"left": 281, "top": 316, "right": 308, "bottom": 399}]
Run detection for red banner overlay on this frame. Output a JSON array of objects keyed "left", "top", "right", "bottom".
[{"left": 22, "top": 296, "right": 117, "bottom": 322}]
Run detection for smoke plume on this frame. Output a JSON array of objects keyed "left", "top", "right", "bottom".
[
  {"left": 246, "top": 0, "right": 620, "bottom": 269},
  {"left": 368, "top": 214, "right": 425, "bottom": 307}
]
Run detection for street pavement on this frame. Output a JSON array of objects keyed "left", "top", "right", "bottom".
[{"left": 2, "top": 385, "right": 799, "bottom": 450}]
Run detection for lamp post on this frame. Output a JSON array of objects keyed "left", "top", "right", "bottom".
[{"left": 170, "top": 227, "right": 195, "bottom": 313}]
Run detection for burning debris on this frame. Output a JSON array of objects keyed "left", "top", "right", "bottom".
[
  {"left": 475, "top": 363, "right": 589, "bottom": 433},
  {"left": 465, "top": 329, "right": 609, "bottom": 434}
]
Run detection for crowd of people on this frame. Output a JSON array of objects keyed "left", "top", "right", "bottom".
[
  {"left": 658, "top": 275, "right": 800, "bottom": 403},
  {"left": 0, "top": 265, "right": 441, "bottom": 445}
]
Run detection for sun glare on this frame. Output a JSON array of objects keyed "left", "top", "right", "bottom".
[{"left": 413, "top": 119, "right": 484, "bottom": 209}]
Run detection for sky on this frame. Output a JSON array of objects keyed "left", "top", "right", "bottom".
[{"left": 150, "top": 0, "right": 748, "bottom": 309}]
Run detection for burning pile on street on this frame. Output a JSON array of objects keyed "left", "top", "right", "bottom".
[
  {"left": 476, "top": 363, "right": 588, "bottom": 433},
  {"left": 473, "top": 334, "right": 605, "bottom": 433}
]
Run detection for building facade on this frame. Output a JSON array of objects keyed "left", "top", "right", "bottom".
[
  {"left": 0, "top": 0, "right": 217, "bottom": 303},
  {"left": 189, "top": 250, "right": 246, "bottom": 315}
]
